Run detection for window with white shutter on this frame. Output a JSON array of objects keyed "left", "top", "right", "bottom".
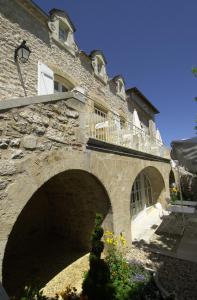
[{"left": 37, "top": 62, "right": 54, "bottom": 95}]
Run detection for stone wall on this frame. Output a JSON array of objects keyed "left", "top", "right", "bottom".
[
  {"left": 0, "top": 93, "right": 85, "bottom": 203},
  {"left": 0, "top": 0, "right": 131, "bottom": 120},
  {"left": 0, "top": 134, "right": 171, "bottom": 285},
  {"left": 0, "top": 0, "right": 171, "bottom": 292}
]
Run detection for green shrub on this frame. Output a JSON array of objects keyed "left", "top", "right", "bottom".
[
  {"left": 82, "top": 214, "right": 115, "bottom": 300},
  {"left": 104, "top": 232, "right": 163, "bottom": 300}
]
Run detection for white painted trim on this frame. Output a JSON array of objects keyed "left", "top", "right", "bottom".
[{"left": 37, "top": 62, "right": 54, "bottom": 96}]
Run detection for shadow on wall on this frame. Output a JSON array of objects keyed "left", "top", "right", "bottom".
[
  {"left": 1, "top": 0, "right": 50, "bottom": 45},
  {"left": 2, "top": 169, "right": 113, "bottom": 298},
  {"left": 143, "top": 166, "right": 166, "bottom": 205}
]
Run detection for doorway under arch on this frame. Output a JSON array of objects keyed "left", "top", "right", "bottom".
[
  {"left": 2, "top": 169, "right": 113, "bottom": 298},
  {"left": 130, "top": 166, "right": 165, "bottom": 241},
  {"left": 131, "top": 172, "right": 153, "bottom": 219}
]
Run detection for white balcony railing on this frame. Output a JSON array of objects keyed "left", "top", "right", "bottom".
[{"left": 86, "top": 110, "right": 169, "bottom": 158}]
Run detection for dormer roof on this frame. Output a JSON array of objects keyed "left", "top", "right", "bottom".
[
  {"left": 89, "top": 50, "right": 107, "bottom": 64},
  {"left": 112, "top": 75, "right": 125, "bottom": 85},
  {"left": 49, "top": 8, "right": 76, "bottom": 32}
]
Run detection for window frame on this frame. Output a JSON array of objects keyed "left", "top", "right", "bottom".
[
  {"left": 92, "top": 55, "right": 108, "bottom": 84},
  {"left": 54, "top": 80, "right": 68, "bottom": 93},
  {"left": 53, "top": 74, "right": 75, "bottom": 93},
  {"left": 59, "top": 23, "right": 68, "bottom": 43},
  {"left": 131, "top": 173, "right": 153, "bottom": 219},
  {"left": 116, "top": 78, "right": 126, "bottom": 100},
  {"left": 93, "top": 105, "right": 109, "bottom": 141}
]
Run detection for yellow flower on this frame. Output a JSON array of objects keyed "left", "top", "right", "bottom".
[
  {"left": 119, "top": 234, "right": 127, "bottom": 248},
  {"left": 172, "top": 187, "right": 177, "bottom": 193},
  {"left": 113, "top": 239, "right": 118, "bottom": 246},
  {"left": 106, "top": 237, "right": 113, "bottom": 244}
]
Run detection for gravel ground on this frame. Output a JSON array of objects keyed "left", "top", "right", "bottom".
[
  {"left": 43, "top": 253, "right": 89, "bottom": 297},
  {"left": 126, "top": 243, "right": 197, "bottom": 300},
  {"left": 42, "top": 243, "right": 197, "bottom": 300}
]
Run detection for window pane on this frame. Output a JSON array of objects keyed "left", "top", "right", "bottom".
[
  {"left": 54, "top": 81, "right": 59, "bottom": 92},
  {"left": 62, "top": 85, "right": 68, "bottom": 92},
  {"left": 59, "top": 27, "right": 67, "bottom": 42},
  {"left": 131, "top": 174, "right": 153, "bottom": 218}
]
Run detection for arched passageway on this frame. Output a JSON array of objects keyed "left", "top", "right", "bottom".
[
  {"left": 2, "top": 169, "right": 112, "bottom": 297},
  {"left": 130, "top": 166, "right": 165, "bottom": 240},
  {"left": 130, "top": 166, "right": 165, "bottom": 220}
]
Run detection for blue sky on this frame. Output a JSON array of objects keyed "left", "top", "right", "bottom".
[{"left": 34, "top": 0, "right": 197, "bottom": 146}]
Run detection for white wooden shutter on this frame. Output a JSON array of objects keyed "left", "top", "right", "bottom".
[{"left": 37, "top": 62, "right": 54, "bottom": 95}]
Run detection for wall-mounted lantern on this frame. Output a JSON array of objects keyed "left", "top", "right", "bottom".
[{"left": 14, "top": 40, "right": 31, "bottom": 63}]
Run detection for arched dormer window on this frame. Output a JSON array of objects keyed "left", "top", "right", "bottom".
[
  {"left": 90, "top": 50, "right": 108, "bottom": 84},
  {"left": 59, "top": 22, "right": 69, "bottom": 43},
  {"left": 113, "top": 75, "right": 126, "bottom": 100},
  {"left": 48, "top": 9, "right": 77, "bottom": 56}
]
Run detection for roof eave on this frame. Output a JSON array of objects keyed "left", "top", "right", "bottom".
[{"left": 126, "top": 87, "right": 160, "bottom": 114}]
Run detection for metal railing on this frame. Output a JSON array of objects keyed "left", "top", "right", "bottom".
[
  {"left": 86, "top": 107, "right": 169, "bottom": 158},
  {"left": 71, "top": 90, "right": 170, "bottom": 158}
]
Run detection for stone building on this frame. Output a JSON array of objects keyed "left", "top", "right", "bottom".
[{"left": 0, "top": 0, "right": 171, "bottom": 296}]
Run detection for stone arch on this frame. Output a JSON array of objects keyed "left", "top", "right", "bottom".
[
  {"left": 1, "top": 152, "right": 113, "bottom": 298},
  {"left": 48, "top": 64, "right": 79, "bottom": 88},
  {"left": 129, "top": 166, "right": 166, "bottom": 241},
  {"left": 130, "top": 166, "right": 165, "bottom": 219},
  {"left": 143, "top": 166, "right": 165, "bottom": 203},
  {"left": 54, "top": 73, "right": 75, "bottom": 91}
]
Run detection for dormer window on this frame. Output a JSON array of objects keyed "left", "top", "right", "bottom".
[
  {"left": 97, "top": 60, "right": 102, "bottom": 73},
  {"left": 90, "top": 50, "right": 108, "bottom": 84},
  {"left": 118, "top": 80, "right": 124, "bottom": 95},
  {"left": 48, "top": 9, "right": 77, "bottom": 56},
  {"left": 59, "top": 23, "right": 68, "bottom": 42},
  {"left": 113, "top": 76, "right": 126, "bottom": 100},
  {"left": 97, "top": 57, "right": 104, "bottom": 74}
]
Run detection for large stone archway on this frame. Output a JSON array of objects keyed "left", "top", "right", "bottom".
[
  {"left": 2, "top": 168, "right": 112, "bottom": 297},
  {"left": 0, "top": 146, "right": 171, "bottom": 296}
]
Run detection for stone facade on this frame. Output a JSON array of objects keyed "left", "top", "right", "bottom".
[
  {"left": 0, "top": 0, "right": 172, "bottom": 296},
  {"left": 0, "top": 96, "right": 83, "bottom": 159},
  {"left": 0, "top": 0, "right": 158, "bottom": 128}
]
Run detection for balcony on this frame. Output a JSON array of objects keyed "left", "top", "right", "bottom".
[{"left": 86, "top": 108, "right": 170, "bottom": 159}]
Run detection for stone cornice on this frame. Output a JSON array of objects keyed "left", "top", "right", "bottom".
[
  {"left": 0, "top": 92, "right": 85, "bottom": 112},
  {"left": 87, "top": 138, "right": 170, "bottom": 163}
]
